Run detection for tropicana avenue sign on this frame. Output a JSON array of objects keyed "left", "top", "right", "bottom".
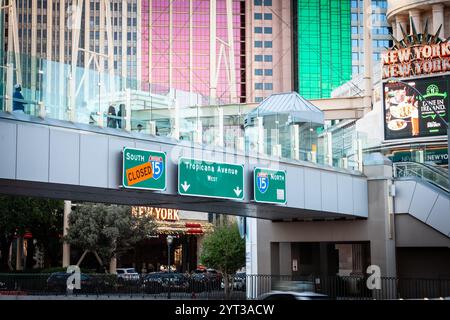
[{"left": 382, "top": 41, "right": 450, "bottom": 79}]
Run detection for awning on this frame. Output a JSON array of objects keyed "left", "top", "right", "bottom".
[{"left": 245, "top": 92, "right": 324, "bottom": 126}]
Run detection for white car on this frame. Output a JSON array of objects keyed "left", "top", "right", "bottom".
[
  {"left": 116, "top": 268, "right": 140, "bottom": 283},
  {"left": 258, "top": 291, "right": 328, "bottom": 300}
]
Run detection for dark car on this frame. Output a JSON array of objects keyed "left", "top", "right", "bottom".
[
  {"left": 189, "top": 272, "right": 210, "bottom": 293},
  {"left": 46, "top": 272, "right": 114, "bottom": 294},
  {"left": 142, "top": 272, "right": 189, "bottom": 294}
]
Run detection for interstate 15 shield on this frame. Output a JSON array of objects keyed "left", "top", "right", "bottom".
[
  {"left": 253, "top": 168, "right": 286, "bottom": 205},
  {"left": 122, "top": 147, "right": 166, "bottom": 191}
]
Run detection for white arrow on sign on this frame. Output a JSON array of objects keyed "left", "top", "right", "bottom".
[
  {"left": 181, "top": 181, "right": 190, "bottom": 192},
  {"left": 233, "top": 186, "right": 242, "bottom": 197}
]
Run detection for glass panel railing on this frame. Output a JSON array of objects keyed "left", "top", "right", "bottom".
[{"left": 393, "top": 161, "right": 449, "bottom": 192}]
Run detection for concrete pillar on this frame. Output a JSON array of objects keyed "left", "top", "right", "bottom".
[
  {"left": 432, "top": 4, "right": 444, "bottom": 38},
  {"left": 395, "top": 15, "right": 409, "bottom": 39},
  {"left": 409, "top": 9, "right": 422, "bottom": 34},
  {"left": 15, "top": 236, "right": 23, "bottom": 271},
  {"left": 62, "top": 200, "right": 71, "bottom": 268},
  {"left": 363, "top": 159, "right": 397, "bottom": 298},
  {"left": 279, "top": 243, "right": 292, "bottom": 276},
  {"left": 363, "top": 162, "right": 397, "bottom": 276}
]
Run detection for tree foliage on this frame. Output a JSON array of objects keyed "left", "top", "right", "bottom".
[
  {"left": 200, "top": 222, "right": 245, "bottom": 298},
  {"left": 65, "top": 203, "right": 156, "bottom": 267},
  {"left": 0, "top": 195, "right": 64, "bottom": 270}
]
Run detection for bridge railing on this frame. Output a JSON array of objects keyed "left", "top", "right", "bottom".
[{"left": 1, "top": 50, "right": 365, "bottom": 173}]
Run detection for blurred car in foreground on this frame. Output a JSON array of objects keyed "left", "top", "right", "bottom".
[{"left": 258, "top": 291, "right": 328, "bottom": 300}]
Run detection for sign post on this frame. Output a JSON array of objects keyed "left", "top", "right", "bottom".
[
  {"left": 122, "top": 147, "right": 166, "bottom": 191},
  {"left": 178, "top": 157, "right": 244, "bottom": 200},
  {"left": 253, "top": 168, "right": 287, "bottom": 204}
]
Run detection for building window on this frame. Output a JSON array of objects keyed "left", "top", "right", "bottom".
[
  {"left": 255, "top": 83, "right": 263, "bottom": 90},
  {"left": 352, "top": 39, "right": 358, "bottom": 47},
  {"left": 264, "top": 13, "right": 272, "bottom": 20},
  {"left": 255, "top": 97, "right": 264, "bottom": 102},
  {"left": 263, "top": 0, "right": 272, "bottom": 5},
  {"left": 264, "top": 55, "right": 272, "bottom": 62},
  {"left": 254, "top": 13, "right": 262, "bottom": 20},
  {"left": 255, "top": 27, "right": 263, "bottom": 34},
  {"left": 351, "top": 26, "right": 358, "bottom": 34},
  {"left": 264, "top": 41, "right": 272, "bottom": 48},
  {"left": 351, "top": 13, "right": 358, "bottom": 21},
  {"left": 255, "top": 41, "right": 263, "bottom": 48},
  {"left": 264, "top": 83, "right": 273, "bottom": 90},
  {"left": 255, "top": 69, "right": 263, "bottom": 76},
  {"left": 264, "top": 69, "right": 273, "bottom": 76},
  {"left": 351, "top": 0, "right": 358, "bottom": 8},
  {"left": 255, "top": 55, "right": 263, "bottom": 62},
  {"left": 254, "top": 0, "right": 262, "bottom": 5},
  {"left": 264, "top": 27, "right": 272, "bottom": 34},
  {"left": 352, "top": 66, "right": 359, "bottom": 74}
]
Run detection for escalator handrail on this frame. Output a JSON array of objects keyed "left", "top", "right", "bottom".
[{"left": 393, "top": 162, "right": 449, "bottom": 193}]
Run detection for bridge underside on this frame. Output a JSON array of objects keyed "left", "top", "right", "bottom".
[{"left": 0, "top": 179, "right": 359, "bottom": 221}]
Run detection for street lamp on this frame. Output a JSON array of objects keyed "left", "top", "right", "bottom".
[
  {"left": 166, "top": 235, "right": 173, "bottom": 299},
  {"left": 386, "top": 77, "right": 450, "bottom": 188}
]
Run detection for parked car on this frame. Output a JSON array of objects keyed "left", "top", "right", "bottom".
[
  {"left": 258, "top": 291, "right": 328, "bottom": 300},
  {"left": 116, "top": 268, "right": 140, "bottom": 284},
  {"left": 46, "top": 272, "right": 114, "bottom": 294},
  {"left": 141, "top": 272, "right": 189, "bottom": 294},
  {"left": 221, "top": 272, "right": 246, "bottom": 291}
]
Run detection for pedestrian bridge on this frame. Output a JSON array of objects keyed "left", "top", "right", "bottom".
[{"left": 0, "top": 112, "right": 368, "bottom": 220}]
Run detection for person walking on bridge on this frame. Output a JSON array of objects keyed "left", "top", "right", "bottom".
[{"left": 13, "top": 84, "right": 26, "bottom": 113}]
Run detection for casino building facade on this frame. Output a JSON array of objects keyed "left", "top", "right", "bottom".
[{"left": 118, "top": 207, "right": 214, "bottom": 273}]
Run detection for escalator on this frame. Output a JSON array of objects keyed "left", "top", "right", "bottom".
[{"left": 393, "top": 162, "right": 449, "bottom": 238}]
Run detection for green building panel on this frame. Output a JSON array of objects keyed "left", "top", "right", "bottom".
[{"left": 296, "top": 0, "right": 352, "bottom": 99}]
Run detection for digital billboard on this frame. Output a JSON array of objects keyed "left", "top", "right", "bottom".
[{"left": 383, "top": 75, "right": 449, "bottom": 140}]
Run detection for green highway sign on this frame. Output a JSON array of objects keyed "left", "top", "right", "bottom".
[
  {"left": 178, "top": 157, "right": 244, "bottom": 200},
  {"left": 254, "top": 168, "right": 287, "bottom": 204},
  {"left": 122, "top": 147, "right": 166, "bottom": 191}
]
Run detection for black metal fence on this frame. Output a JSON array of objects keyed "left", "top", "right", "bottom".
[{"left": 0, "top": 273, "right": 449, "bottom": 300}]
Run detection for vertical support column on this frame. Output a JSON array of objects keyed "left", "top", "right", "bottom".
[
  {"left": 46, "top": 0, "right": 53, "bottom": 108},
  {"left": 16, "top": 236, "right": 23, "bottom": 271},
  {"left": 432, "top": 4, "right": 444, "bottom": 38},
  {"left": 409, "top": 9, "right": 422, "bottom": 33},
  {"left": 59, "top": 0, "right": 66, "bottom": 117},
  {"left": 226, "top": 0, "right": 237, "bottom": 103},
  {"left": 244, "top": 0, "right": 253, "bottom": 103},
  {"left": 169, "top": 0, "right": 173, "bottom": 89},
  {"left": 125, "top": 88, "right": 131, "bottom": 131},
  {"left": 218, "top": 107, "right": 224, "bottom": 147},
  {"left": 292, "top": 124, "right": 300, "bottom": 160},
  {"left": 62, "top": 200, "right": 71, "bottom": 268},
  {"left": 395, "top": 15, "right": 408, "bottom": 40},
  {"left": 363, "top": 0, "right": 372, "bottom": 113},
  {"left": 326, "top": 131, "right": 333, "bottom": 166},
  {"left": 209, "top": 0, "right": 217, "bottom": 102},
  {"left": 136, "top": 0, "right": 142, "bottom": 84},
  {"left": 257, "top": 117, "right": 264, "bottom": 155},
  {"left": 357, "top": 139, "right": 363, "bottom": 172},
  {"left": 148, "top": 0, "right": 152, "bottom": 90},
  {"left": 189, "top": 0, "right": 193, "bottom": 98},
  {"left": 173, "top": 97, "right": 180, "bottom": 140},
  {"left": 5, "top": 63, "right": 13, "bottom": 112},
  {"left": 31, "top": 0, "right": 37, "bottom": 100},
  {"left": 121, "top": 0, "right": 128, "bottom": 87},
  {"left": 83, "top": 0, "right": 90, "bottom": 102}
]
